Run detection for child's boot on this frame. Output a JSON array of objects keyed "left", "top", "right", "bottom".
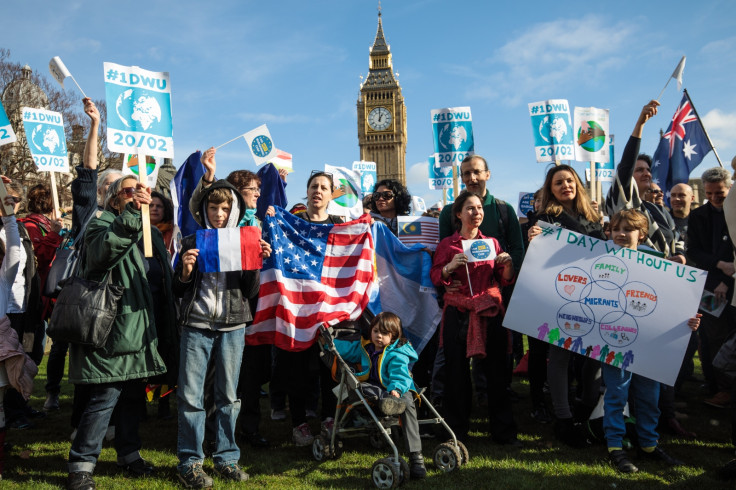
[{"left": 409, "top": 452, "right": 426, "bottom": 479}]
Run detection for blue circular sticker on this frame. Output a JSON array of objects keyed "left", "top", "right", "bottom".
[
  {"left": 251, "top": 135, "right": 273, "bottom": 157},
  {"left": 469, "top": 240, "right": 491, "bottom": 260}
]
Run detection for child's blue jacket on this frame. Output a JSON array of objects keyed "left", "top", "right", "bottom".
[{"left": 333, "top": 337, "right": 418, "bottom": 395}]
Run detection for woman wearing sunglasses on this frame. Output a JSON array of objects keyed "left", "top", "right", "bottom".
[
  {"left": 369, "top": 179, "right": 412, "bottom": 236},
  {"left": 66, "top": 176, "right": 179, "bottom": 488}
]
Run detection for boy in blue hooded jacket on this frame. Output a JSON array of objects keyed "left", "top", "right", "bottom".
[{"left": 334, "top": 312, "right": 427, "bottom": 479}]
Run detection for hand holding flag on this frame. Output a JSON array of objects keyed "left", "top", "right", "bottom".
[{"left": 49, "top": 56, "right": 87, "bottom": 97}]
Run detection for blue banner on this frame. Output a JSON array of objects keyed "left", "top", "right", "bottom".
[
  {"left": 0, "top": 100, "right": 16, "bottom": 146},
  {"left": 21, "top": 107, "right": 68, "bottom": 172},
  {"left": 352, "top": 160, "right": 377, "bottom": 194},
  {"left": 104, "top": 62, "right": 174, "bottom": 158},
  {"left": 431, "top": 107, "right": 474, "bottom": 168}
]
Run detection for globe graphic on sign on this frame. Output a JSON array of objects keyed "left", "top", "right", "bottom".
[
  {"left": 334, "top": 178, "right": 359, "bottom": 208},
  {"left": 116, "top": 89, "right": 162, "bottom": 130},
  {"left": 577, "top": 120, "right": 606, "bottom": 152},
  {"left": 30, "top": 124, "right": 60, "bottom": 153},
  {"left": 126, "top": 155, "right": 157, "bottom": 176},
  {"left": 539, "top": 115, "right": 568, "bottom": 144}
]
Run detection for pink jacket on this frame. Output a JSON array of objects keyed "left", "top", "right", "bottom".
[{"left": 0, "top": 315, "right": 37, "bottom": 399}]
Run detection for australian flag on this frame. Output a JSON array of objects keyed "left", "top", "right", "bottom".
[{"left": 652, "top": 92, "right": 712, "bottom": 204}]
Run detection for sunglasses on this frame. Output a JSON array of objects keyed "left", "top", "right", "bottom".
[
  {"left": 8, "top": 196, "right": 22, "bottom": 204},
  {"left": 646, "top": 189, "right": 663, "bottom": 196},
  {"left": 373, "top": 191, "right": 395, "bottom": 201},
  {"left": 118, "top": 187, "right": 136, "bottom": 197}
]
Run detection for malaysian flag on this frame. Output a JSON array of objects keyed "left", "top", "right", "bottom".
[
  {"left": 397, "top": 216, "right": 440, "bottom": 251},
  {"left": 652, "top": 91, "right": 713, "bottom": 204},
  {"left": 245, "top": 207, "right": 375, "bottom": 351}
]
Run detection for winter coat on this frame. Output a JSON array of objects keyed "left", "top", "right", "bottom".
[
  {"left": 334, "top": 337, "right": 418, "bottom": 395},
  {"left": 68, "top": 203, "right": 167, "bottom": 384}
]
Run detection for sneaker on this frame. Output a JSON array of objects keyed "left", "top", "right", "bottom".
[
  {"left": 379, "top": 396, "right": 406, "bottom": 416},
  {"left": 638, "top": 446, "right": 683, "bottom": 466},
  {"left": 26, "top": 407, "right": 47, "bottom": 419},
  {"left": 117, "top": 458, "right": 153, "bottom": 477},
  {"left": 321, "top": 417, "right": 335, "bottom": 438},
  {"left": 8, "top": 417, "right": 32, "bottom": 430},
  {"left": 214, "top": 462, "right": 249, "bottom": 482},
  {"left": 67, "top": 471, "right": 96, "bottom": 490},
  {"left": 409, "top": 452, "right": 427, "bottom": 479},
  {"left": 704, "top": 391, "right": 731, "bottom": 409},
  {"left": 292, "top": 422, "right": 314, "bottom": 446},
  {"left": 271, "top": 409, "right": 287, "bottom": 421},
  {"left": 178, "top": 463, "right": 213, "bottom": 489},
  {"left": 609, "top": 449, "right": 638, "bottom": 473},
  {"left": 531, "top": 406, "right": 553, "bottom": 424},
  {"left": 44, "top": 392, "right": 60, "bottom": 411}
]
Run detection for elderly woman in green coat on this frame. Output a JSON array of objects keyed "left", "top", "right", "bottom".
[{"left": 66, "top": 175, "right": 177, "bottom": 490}]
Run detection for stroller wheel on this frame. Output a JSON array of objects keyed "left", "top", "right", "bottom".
[
  {"left": 312, "top": 435, "right": 331, "bottom": 461},
  {"left": 433, "top": 442, "right": 461, "bottom": 472},
  {"left": 397, "top": 457, "right": 410, "bottom": 485},
  {"left": 448, "top": 439, "right": 469, "bottom": 465},
  {"left": 371, "top": 457, "right": 400, "bottom": 488}
]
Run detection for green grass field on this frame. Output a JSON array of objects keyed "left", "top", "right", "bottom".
[{"left": 1, "top": 354, "right": 734, "bottom": 489}]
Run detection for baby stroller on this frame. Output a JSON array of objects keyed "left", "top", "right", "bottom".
[{"left": 313, "top": 325, "right": 468, "bottom": 488}]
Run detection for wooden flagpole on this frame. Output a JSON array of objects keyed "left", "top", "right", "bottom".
[{"left": 136, "top": 149, "right": 153, "bottom": 257}]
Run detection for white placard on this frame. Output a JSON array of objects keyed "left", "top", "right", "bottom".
[
  {"left": 462, "top": 238, "right": 497, "bottom": 263},
  {"left": 504, "top": 221, "right": 707, "bottom": 386},
  {"left": 21, "top": 107, "right": 69, "bottom": 172}
]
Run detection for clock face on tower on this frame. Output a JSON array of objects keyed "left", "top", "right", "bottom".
[{"left": 367, "top": 106, "right": 392, "bottom": 131}]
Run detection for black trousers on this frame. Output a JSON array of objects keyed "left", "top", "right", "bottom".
[
  {"left": 237, "top": 343, "right": 271, "bottom": 434},
  {"left": 440, "top": 306, "right": 517, "bottom": 443}
]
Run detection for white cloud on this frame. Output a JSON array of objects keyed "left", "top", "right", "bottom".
[
  {"left": 701, "top": 108, "right": 736, "bottom": 156},
  {"left": 453, "top": 15, "right": 634, "bottom": 106},
  {"left": 700, "top": 37, "right": 736, "bottom": 59},
  {"left": 406, "top": 161, "right": 428, "bottom": 189}
]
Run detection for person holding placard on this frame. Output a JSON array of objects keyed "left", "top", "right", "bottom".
[
  {"left": 528, "top": 165, "right": 605, "bottom": 447},
  {"left": 431, "top": 190, "right": 517, "bottom": 444},
  {"left": 602, "top": 209, "right": 700, "bottom": 473}
]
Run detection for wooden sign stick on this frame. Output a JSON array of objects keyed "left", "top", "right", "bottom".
[
  {"left": 49, "top": 171, "right": 60, "bottom": 218},
  {"left": 136, "top": 148, "right": 153, "bottom": 257}
]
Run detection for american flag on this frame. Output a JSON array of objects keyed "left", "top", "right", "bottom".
[
  {"left": 397, "top": 216, "right": 440, "bottom": 251},
  {"left": 245, "top": 207, "right": 375, "bottom": 351}
]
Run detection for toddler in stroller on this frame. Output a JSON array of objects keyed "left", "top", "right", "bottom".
[{"left": 316, "top": 312, "right": 467, "bottom": 488}]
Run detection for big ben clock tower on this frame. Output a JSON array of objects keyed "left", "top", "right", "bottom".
[{"left": 357, "top": 9, "right": 407, "bottom": 185}]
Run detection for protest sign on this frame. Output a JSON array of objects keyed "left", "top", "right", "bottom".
[
  {"left": 270, "top": 149, "right": 293, "bottom": 172},
  {"left": 411, "top": 196, "right": 427, "bottom": 214},
  {"left": 573, "top": 106, "right": 610, "bottom": 162},
  {"left": 428, "top": 155, "right": 462, "bottom": 190},
  {"left": 504, "top": 221, "right": 707, "bottom": 385},
  {"left": 518, "top": 192, "right": 535, "bottom": 218},
  {"left": 528, "top": 99, "right": 574, "bottom": 163},
  {"left": 584, "top": 136, "right": 615, "bottom": 183},
  {"left": 243, "top": 125, "right": 276, "bottom": 166},
  {"left": 123, "top": 153, "right": 161, "bottom": 188},
  {"left": 21, "top": 107, "right": 69, "bottom": 172},
  {"left": 325, "top": 164, "right": 363, "bottom": 219},
  {"left": 431, "top": 107, "right": 474, "bottom": 168},
  {"left": 104, "top": 62, "right": 173, "bottom": 159},
  {"left": 0, "top": 100, "right": 17, "bottom": 146},
  {"left": 398, "top": 216, "right": 439, "bottom": 250},
  {"left": 352, "top": 161, "right": 377, "bottom": 194},
  {"left": 462, "top": 238, "right": 497, "bottom": 263}
]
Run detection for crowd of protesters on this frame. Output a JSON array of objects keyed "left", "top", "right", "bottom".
[{"left": 0, "top": 97, "right": 734, "bottom": 489}]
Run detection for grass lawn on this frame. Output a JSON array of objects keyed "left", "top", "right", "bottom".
[{"left": 1, "top": 353, "right": 734, "bottom": 488}]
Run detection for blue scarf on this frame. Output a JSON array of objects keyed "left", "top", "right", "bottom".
[{"left": 238, "top": 208, "right": 257, "bottom": 227}]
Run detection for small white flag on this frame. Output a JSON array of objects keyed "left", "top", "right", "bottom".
[
  {"left": 269, "top": 148, "right": 293, "bottom": 172},
  {"left": 49, "top": 56, "right": 72, "bottom": 88},
  {"left": 243, "top": 124, "right": 276, "bottom": 166},
  {"left": 462, "top": 238, "right": 497, "bottom": 263},
  {"left": 412, "top": 196, "right": 427, "bottom": 214},
  {"left": 671, "top": 56, "right": 686, "bottom": 91}
]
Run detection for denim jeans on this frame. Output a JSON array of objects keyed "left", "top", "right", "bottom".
[
  {"left": 602, "top": 364, "right": 660, "bottom": 449},
  {"left": 68, "top": 381, "right": 143, "bottom": 473},
  {"left": 177, "top": 326, "right": 244, "bottom": 471}
]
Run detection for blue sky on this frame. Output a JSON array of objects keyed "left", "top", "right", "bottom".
[{"left": 3, "top": 0, "right": 735, "bottom": 212}]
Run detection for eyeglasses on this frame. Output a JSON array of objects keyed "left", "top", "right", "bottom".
[
  {"left": 9, "top": 196, "right": 21, "bottom": 204},
  {"left": 373, "top": 191, "right": 395, "bottom": 201},
  {"left": 118, "top": 187, "right": 136, "bottom": 197},
  {"left": 240, "top": 186, "right": 260, "bottom": 194},
  {"left": 310, "top": 170, "right": 333, "bottom": 179},
  {"left": 646, "top": 189, "right": 663, "bottom": 196}
]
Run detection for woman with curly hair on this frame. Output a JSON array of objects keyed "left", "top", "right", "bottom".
[{"left": 369, "top": 179, "right": 412, "bottom": 235}]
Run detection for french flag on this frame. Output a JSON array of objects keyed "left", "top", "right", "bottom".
[{"left": 195, "top": 226, "right": 263, "bottom": 273}]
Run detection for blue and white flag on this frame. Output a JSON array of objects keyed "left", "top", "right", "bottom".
[
  {"left": 528, "top": 99, "right": 574, "bottom": 162},
  {"left": 353, "top": 161, "right": 377, "bottom": 194},
  {"left": 243, "top": 124, "right": 276, "bottom": 166},
  {"left": 21, "top": 107, "right": 68, "bottom": 172},
  {"left": 0, "top": 100, "right": 17, "bottom": 146},
  {"left": 652, "top": 92, "right": 712, "bottom": 204},
  {"left": 368, "top": 223, "right": 441, "bottom": 354},
  {"left": 104, "top": 62, "right": 173, "bottom": 158},
  {"left": 431, "top": 107, "right": 474, "bottom": 168}
]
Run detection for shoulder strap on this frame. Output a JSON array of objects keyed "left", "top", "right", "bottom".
[{"left": 494, "top": 199, "right": 509, "bottom": 247}]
